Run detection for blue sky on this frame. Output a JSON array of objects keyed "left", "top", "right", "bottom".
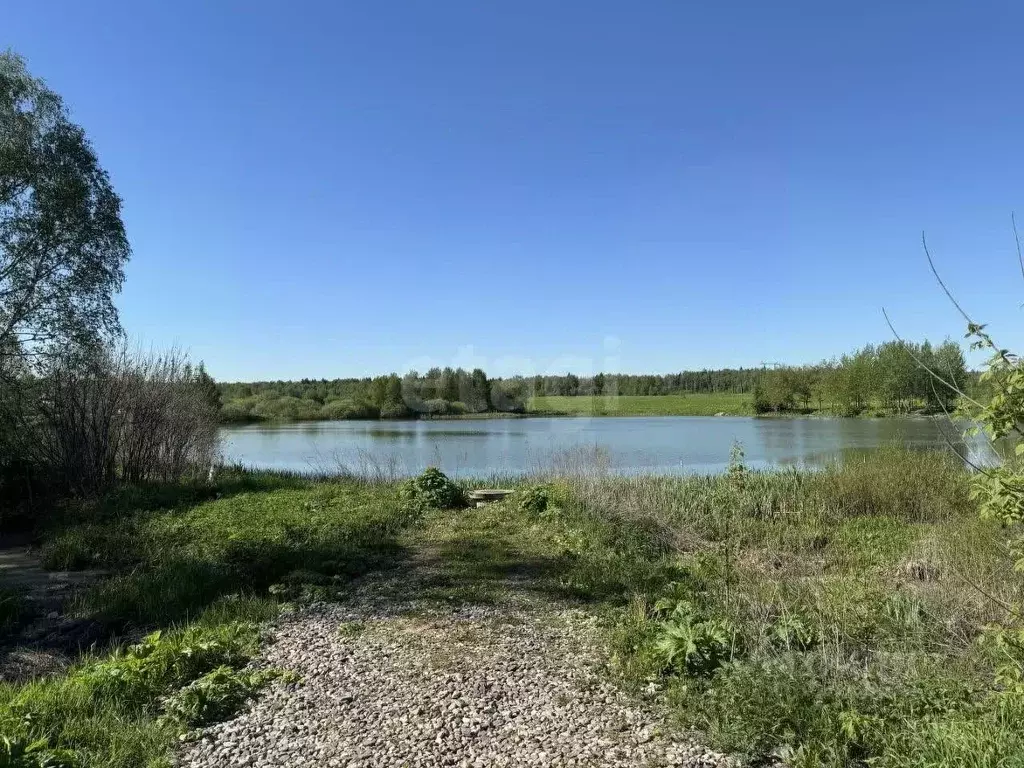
[{"left": 6, "top": 2, "right": 1024, "bottom": 380}]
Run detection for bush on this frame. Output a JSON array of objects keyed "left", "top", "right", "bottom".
[
  {"left": 219, "top": 401, "right": 256, "bottom": 423},
  {"left": 319, "top": 399, "right": 379, "bottom": 420},
  {"left": 399, "top": 468, "right": 465, "bottom": 509},
  {"left": 421, "top": 399, "right": 450, "bottom": 416},
  {"left": 518, "top": 484, "right": 553, "bottom": 515},
  {"left": 251, "top": 395, "right": 321, "bottom": 421},
  {"left": 518, "top": 483, "right": 569, "bottom": 518},
  {"left": 16, "top": 348, "right": 219, "bottom": 496},
  {"left": 379, "top": 402, "right": 411, "bottom": 419}
]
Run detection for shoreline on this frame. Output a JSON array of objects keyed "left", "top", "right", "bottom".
[{"left": 220, "top": 409, "right": 951, "bottom": 426}]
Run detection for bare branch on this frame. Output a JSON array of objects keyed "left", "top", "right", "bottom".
[
  {"left": 923, "top": 232, "right": 977, "bottom": 327},
  {"left": 1013, "top": 212, "right": 1024, "bottom": 287},
  {"left": 927, "top": 382, "right": 1012, "bottom": 482}
]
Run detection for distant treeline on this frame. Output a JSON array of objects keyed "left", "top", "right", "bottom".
[
  {"left": 527, "top": 369, "right": 762, "bottom": 396},
  {"left": 753, "top": 339, "right": 969, "bottom": 415},
  {"left": 219, "top": 368, "right": 523, "bottom": 422},
  {"left": 218, "top": 338, "right": 972, "bottom": 422},
  {"left": 218, "top": 366, "right": 768, "bottom": 422}
]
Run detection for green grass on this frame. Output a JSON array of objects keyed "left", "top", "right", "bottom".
[
  {"left": 0, "top": 619, "right": 271, "bottom": 768},
  {"left": 528, "top": 449, "right": 1022, "bottom": 767},
  {"left": 6, "top": 451, "right": 1024, "bottom": 768},
  {"left": 2, "top": 470, "right": 419, "bottom": 768},
  {"left": 40, "top": 471, "right": 417, "bottom": 625},
  {"left": 399, "top": 448, "right": 1023, "bottom": 767},
  {"left": 527, "top": 392, "right": 752, "bottom": 416}
]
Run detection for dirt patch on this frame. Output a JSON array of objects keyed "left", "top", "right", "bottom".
[{"left": 0, "top": 546, "right": 108, "bottom": 682}]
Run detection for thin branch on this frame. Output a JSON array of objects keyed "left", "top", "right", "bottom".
[
  {"left": 946, "top": 561, "right": 1019, "bottom": 615},
  {"left": 928, "top": 380, "right": 1008, "bottom": 481},
  {"left": 1014, "top": 212, "right": 1024, "bottom": 287},
  {"left": 923, "top": 232, "right": 976, "bottom": 326},
  {"left": 894, "top": 233, "right": 1024, "bottom": 441}
]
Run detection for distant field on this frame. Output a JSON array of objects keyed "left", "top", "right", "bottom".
[{"left": 526, "top": 392, "right": 752, "bottom": 417}]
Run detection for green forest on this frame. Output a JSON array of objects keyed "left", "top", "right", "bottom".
[{"left": 218, "top": 337, "right": 971, "bottom": 422}]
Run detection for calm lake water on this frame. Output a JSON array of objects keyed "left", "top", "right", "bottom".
[{"left": 219, "top": 416, "right": 990, "bottom": 477}]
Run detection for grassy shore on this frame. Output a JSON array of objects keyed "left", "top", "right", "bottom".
[
  {"left": 2, "top": 450, "right": 1022, "bottom": 767},
  {"left": 0, "top": 473, "right": 419, "bottom": 768},
  {"left": 526, "top": 393, "right": 960, "bottom": 419},
  {"left": 527, "top": 392, "right": 752, "bottom": 417}
]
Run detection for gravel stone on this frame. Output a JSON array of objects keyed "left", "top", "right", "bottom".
[{"left": 176, "top": 577, "right": 733, "bottom": 768}]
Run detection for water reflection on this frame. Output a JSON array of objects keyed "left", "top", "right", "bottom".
[{"left": 220, "top": 416, "right": 995, "bottom": 477}]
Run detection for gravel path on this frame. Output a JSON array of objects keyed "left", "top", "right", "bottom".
[{"left": 178, "top": 576, "right": 730, "bottom": 768}]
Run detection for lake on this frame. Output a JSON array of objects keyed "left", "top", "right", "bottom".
[{"left": 219, "top": 416, "right": 990, "bottom": 477}]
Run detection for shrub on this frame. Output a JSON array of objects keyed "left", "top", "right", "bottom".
[
  {"left": 219, "top": 401, "right": 256, "bottom": 423},
  {"left": 251, "top": 396, "right": 321, "bottom": 421},
  {"left": 14, "top": 348, "right": 220, "bottom": 496},
  {"left": 519, "top": 484, "right": 553, "bottom": 516},
  {"left": 319, "top": 399, "right": 379, "bottom": 420},
  {"left": 518, "top": 483, "right": 571, "bottom": 518},
  {"left": 398, "top": 468, "right": 465, "bottom": 509},
  {"left": 422, "top": 399, "right": 450, "bottom": 416},
  {"left": 379, "top": 402, "right": 411, "bottom": 419}
]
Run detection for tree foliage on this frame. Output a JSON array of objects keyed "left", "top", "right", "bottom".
[
  {"left": 218, "top": 367, "right": 511, "bottom": 422},
  {"left": 1, "top": 51, "right": 135, "bottom": 519},
  {"left": 0, "top": 51, "right": 130, "bottom": 370},
  {"left": 753, "top": 339, "right": 968, "bottom": 415}
]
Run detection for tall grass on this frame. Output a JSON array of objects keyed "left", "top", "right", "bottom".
[{"left": 531, "top": 446, "right": 1021, "bottom": 766}]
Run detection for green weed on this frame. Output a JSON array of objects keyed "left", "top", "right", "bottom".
[
  {"left": 161, "top": 665, "right": 293, "bottom": 730},
  {"left": 0, "top": 620, "right": 264, "bottom": 768},
  {"left": 398, "top": 467, "right": 465, "bottom": 509}
]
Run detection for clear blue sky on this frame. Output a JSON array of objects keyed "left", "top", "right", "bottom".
[{"left": 7, "top": 2, "right": 1024, "bottom": 381}]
